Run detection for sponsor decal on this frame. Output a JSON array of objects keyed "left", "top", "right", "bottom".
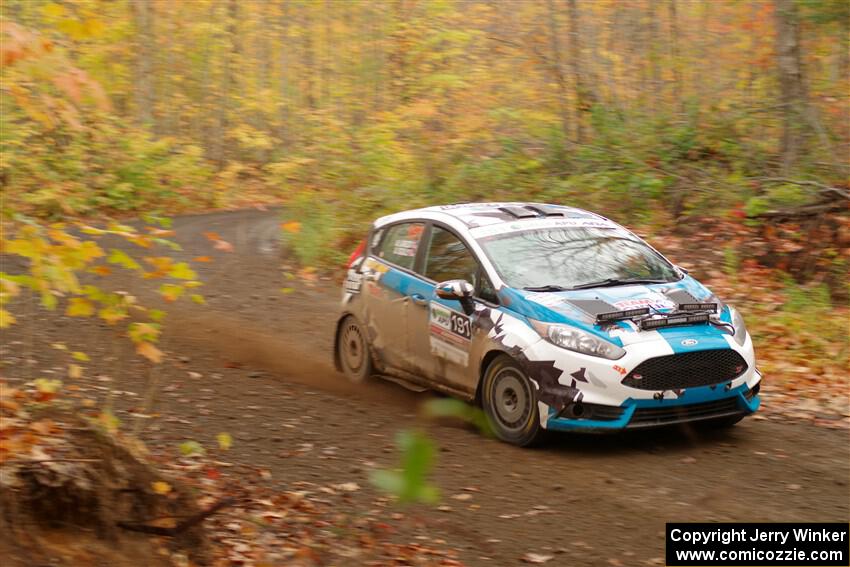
[
  {"left": 613, "top": 297, "right": 676, "bottom": 311},
  {"left": 680, "top": 338, "right": 698, "bottom": 347},
  {"left": 469, "top": 217, "right": 619, "bottom": 239},
  {"left": 343, "top": 271, "right": 362, "bottom": 294},
  {"left": 524, "top": 292, "right": 567, "bottom": 309},
  {"left": 613, "top": 364, "right": 627, "bottom": 376},
  {"left": 429, "top": 303, "right": 471, "bottom": 366},
  {"left": 364, "top": 258, "right": 389, "bottom": 273},
  {"left": 392, "top": 239, "right": 419, "bottom": 257}
]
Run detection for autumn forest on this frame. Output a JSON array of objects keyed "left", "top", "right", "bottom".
[{"left": 1, "top": 1, "right": 849, "bottom": 564}]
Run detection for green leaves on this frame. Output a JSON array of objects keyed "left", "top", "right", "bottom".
[
  {"left": 158, "top": 283, "right": 184, "bottom": 302},
  {"left": 421, "top": 398, "right": 493, "bottom": 437},
  {"left": 66, "top": 297, "right": 94, "bottom": 317},
  {"left": 370, "top": 430, "right": 439, "bottom": 504},
  {"left": 216, "top": 432, "right": 233, "bottom": 450},
  {"left": 179, "top": 440, "right": 206, "bottom": 457},
  {"left": 107, "top": 249, "right": 141, "bottom": 271},
  {"left": 168, "top": 262, "right": 197, "bottom": 280}
]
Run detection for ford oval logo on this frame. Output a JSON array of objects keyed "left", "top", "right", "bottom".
[{"left": 681, "top": 339, "right": 698, "bottom": 346}]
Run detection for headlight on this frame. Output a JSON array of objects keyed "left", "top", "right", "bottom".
[
  {"left": 530, "top": 320, "right": 626, "bottom": 360},
  {"left": 731, "top": 308, "right": 748, "bottom": 346}
]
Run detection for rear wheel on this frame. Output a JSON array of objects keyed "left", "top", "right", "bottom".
[
  {"left": 337, "top": 315, "right": 372, "bottom": 383},
  {"left": 481, "top": 355, "right": 542, "bottom": 447}
]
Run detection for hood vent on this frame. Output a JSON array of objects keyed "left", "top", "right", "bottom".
[{"left": 567, "top": 299, "right": 619, "bottom": 318}]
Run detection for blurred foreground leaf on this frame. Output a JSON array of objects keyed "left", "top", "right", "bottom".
[
  {"left": 421, "top": 397, "right": 494, "bottom": 437},
  {"left": 370, "top": 430, "right": 439, "bottom": 504}
]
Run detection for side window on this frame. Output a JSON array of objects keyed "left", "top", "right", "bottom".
[
  {"left": 478, "top": 269, "right": 499, "bottom": 304},
  {"left": 424, "top": 226, "right": 480, "bottom": 286},
  {"left": 377, "top": 223, "right": 424, "bottom": 270}
]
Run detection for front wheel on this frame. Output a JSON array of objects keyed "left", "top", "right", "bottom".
[
  {"left": 481, "top": 355, "right": 543, "bottom": 447},
  {"left": 337, "top": 315, "right": 373, "bottom": 383}
]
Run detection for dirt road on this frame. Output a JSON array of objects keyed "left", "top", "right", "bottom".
[{"left": 4, "top": 208, "right": 848, "bottom": 566}]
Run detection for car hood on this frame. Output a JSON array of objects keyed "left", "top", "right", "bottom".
[{"left": 500, "top": 276, "right": 728, "bottom": 347}]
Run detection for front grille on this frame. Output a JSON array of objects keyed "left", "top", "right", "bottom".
[
  {"left": 622, "top": 349, "right": 748, "bottom": 391},
  {"left": 556, "top": 402, "right": 625, "bottom": 421},
  {"left": 628, "top": 398, "right": 742, "bottom": 428}
]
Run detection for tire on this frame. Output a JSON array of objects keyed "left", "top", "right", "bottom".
[
  {"left": 337, "top": 315, "right": 373, "bottom": 383},
  {"left": 481, "top": 355, "right": 543, "bottom": 447}
]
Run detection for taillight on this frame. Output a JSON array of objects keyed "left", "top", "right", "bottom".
[{"left": 346, "top": 239, "right": 366, "bottom": 269}]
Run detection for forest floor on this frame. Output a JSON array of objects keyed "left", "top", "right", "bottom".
[{"left": 2, "top": 208, "right": 848, "bottom": 566}]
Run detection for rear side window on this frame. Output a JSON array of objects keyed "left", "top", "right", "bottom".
[
  {"left": 377, "top": 223, "right": 425, "bottom": 270},
  {"left": 424, "top": 226, "right": 480, "bottom": 285}
]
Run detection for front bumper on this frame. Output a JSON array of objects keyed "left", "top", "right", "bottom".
[
  {"left": 519, "top": 328, "right": 762, "bottom": 432},
  {"left": 545, "top": 377, "right": 761, "bottom": 431}
]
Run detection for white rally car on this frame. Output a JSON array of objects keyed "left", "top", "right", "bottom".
[{"left": 333, "top": 202, "right": 761, "bottom": 446}]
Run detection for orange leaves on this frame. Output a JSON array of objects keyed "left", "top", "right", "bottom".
[
  {"left": 128, "top": 322, "right": 161, "bottom": 344},
  {"left": 0, "top": 22, "right": 50, "bottom": 67},
  {"left": 151, "top": 481, "right": 172, "bottom": 495},
  {"left": 33, "top": 378, "right": 63, "bottom": 402},
  {"left": 0, "top": 394, "right": 21, "bottom": 414},
  {"left": 214, "top": 239, "right": 234, "bottom": 253},
  {"left": 144, "top": 256, "right": 173, "bottom": 279},
  {"left": 136, "top": 341, "right": 164, "bottom": 364},
  {"left": 0, "top": 310, "right": 15, "bottom": 329},
  {"left": 159, "top": 283, "right": 184, "bottom": 302},
  {"left": 192, "top": 256, "right": 212, "bottom": 263},
  {"left": 282, "top": 221, "right": 302, "bottom": 234},
  {"left": 128, "top": 322, "right": 164, "bottom": 364},
  {"left": 204, "top": 231, "right": 234, "bottom": 252}
]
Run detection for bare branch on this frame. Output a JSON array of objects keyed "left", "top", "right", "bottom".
[{"left": 757, "top": 177, "right": 850, "bottom": 200}]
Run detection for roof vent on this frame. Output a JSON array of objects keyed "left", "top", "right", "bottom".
[
  {"left": 497, "top": 205, "right": 539, "bottom": 219},
  {"left": 524, "top": 204, "right": 566, "bottom": 217}
]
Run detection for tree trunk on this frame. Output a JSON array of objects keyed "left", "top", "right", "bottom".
[
  {"left": 668, "top": 0, "right": 683, "bottom": 114},
  {"left": 774, "top": 0, "right": 807, "bottom": 173},
  {"left": 647, "top": 0, "right": 661, "bottom": 115},
  {"left": 546, "top": 0, "right": 571, "bottom": 145},
  {"left": 567, "top": 0, "right": 586, "bottom": 143},
  {"left": 131, "top": 0, "right": 155, "bottom": 130},
  {"left": 277, "top": 1, "right": 290, "bottom": 147},
  {"left": 302, "top": 7, "right": 317, "bottom": 111},
  {"left": 214, "top": 0, "right": 240, "bottom": 168}
]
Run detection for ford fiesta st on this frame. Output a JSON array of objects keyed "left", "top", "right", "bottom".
[{"left": 333, "top": 202, "right": 761, "bottom": 446}]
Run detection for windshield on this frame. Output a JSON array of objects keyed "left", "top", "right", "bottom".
[{"left": 478, "top": 227, "right": 680, "bottom": 290}]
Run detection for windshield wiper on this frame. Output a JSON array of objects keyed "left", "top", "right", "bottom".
[
  {"left": 569, "top": 278, "right": 671, "bottom": 290},
  {"left": 523, "top": 284, "right": 569, "bottom": 292}
]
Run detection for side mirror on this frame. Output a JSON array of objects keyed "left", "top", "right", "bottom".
[{"left": 435, "top": 280, "right": 475, "bottom": 315}]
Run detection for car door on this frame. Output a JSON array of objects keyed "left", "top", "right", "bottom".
[
  {"left": 407, "top": 224, "right": 496, "bottom": 391},
  {"left": 359, "top": 221, "right": 426, "bottom": 373}
]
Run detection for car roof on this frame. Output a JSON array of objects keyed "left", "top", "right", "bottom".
[{"left": 374, "top": 202, "right": 607, "bottom": 231}]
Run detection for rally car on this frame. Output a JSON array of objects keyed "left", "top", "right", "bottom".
[{"left": 333, "top": 202, "right": 761, "bottom": 445}]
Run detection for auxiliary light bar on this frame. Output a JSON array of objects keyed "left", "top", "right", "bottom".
[
  {"left": 640, "top": 312, "right": 710, "bottom": 330},
  {"left": 595, "top": 307, "right": 650, "bottom": 323},
  {"left": 677, "top": 302, "right": 718, "bottom": 313}
]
